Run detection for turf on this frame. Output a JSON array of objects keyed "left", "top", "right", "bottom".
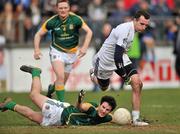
[{"left": 0, "top": 88, "right": 180, "bottom": 134}]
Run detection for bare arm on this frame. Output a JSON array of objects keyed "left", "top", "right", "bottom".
[
  {"left": 77, "top": 23, "right": 93, "bottom": 59},
  {"left": 76, "top": 90, "right": 85, "bottom": 109},
  {"left": 33, "top": 28, "right": 47, "bottom": 60},
  {"left": 76, "top": 90, "right": 92, "bottom": 112}
]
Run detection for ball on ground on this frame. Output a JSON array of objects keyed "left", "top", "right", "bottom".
[{"left": 113, "top": 108, "right": 131, "bottom": 125}]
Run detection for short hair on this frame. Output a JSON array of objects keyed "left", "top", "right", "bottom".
[
  {"left": 100, "top": 96, "right": 117, "bottom": 111},
  {"left": 134, "top": 10, "right": 150, "bottom": 20},
  {"left": 56, "top": 0, "right": 69, "bottom": 6}
]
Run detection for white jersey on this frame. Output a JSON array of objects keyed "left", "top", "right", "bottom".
[{"left": 95, "top": 21, "right": 135, "bottom": 71}]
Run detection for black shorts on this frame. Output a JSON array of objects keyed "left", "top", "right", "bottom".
[
  {"left": 97, "top": 63, "right": 137, "bottom": 88},
  {"left": 115, "top": 64, "right": 138, "bottom": 78}
]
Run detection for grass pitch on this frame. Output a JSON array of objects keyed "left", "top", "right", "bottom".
[{"left": 0, "top": 88, "right": 180, "bottom": 134}]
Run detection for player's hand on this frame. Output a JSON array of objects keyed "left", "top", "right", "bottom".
[
  {"left": 78, "top": 89, "right": 86, "bottom": 103},
  {"left": 34, "top": 50, "right": 42, "bottom": 60},
  {"left": 77, "top": 48, "right": 87, "bottom": 59}
]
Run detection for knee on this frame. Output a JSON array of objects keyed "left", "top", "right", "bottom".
[
  {"left": 97, "top": 78, "right": 110, "bottom": 91},
  {"left": 139, "top": 80, "right": 143, "bottom": 89},
  {"left": 29, "top": 92, "right": 36, "bottom": 102},
  {"left": 132, "top": 79, "right": 143, "bottom": 92}
]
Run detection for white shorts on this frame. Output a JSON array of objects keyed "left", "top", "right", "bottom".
[
  {"left": 40, "top": 98, "right": 70, "bottom": 126},
  {"left": 49, "top": 46, "right": 77, "bottom": 73},
  {"left": 92, "top": 54, "right": 132, "bottom": 79}
]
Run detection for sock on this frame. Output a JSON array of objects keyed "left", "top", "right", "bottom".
[
  {"left": 132, "top": 110, "right": 140, "bottom": 122},
  {"left": 32, "top": 69, "right": 41, "bottom": 78},
  {"left": 55, "top": 85, "right": 65, "bottom": 102},
  {"left": 5, "top": 101, "right": 16, "bottom": 111}
]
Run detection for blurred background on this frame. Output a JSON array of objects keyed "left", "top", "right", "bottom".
[{"left": 0, "top": 0, "right": 179, "bottom": 92}]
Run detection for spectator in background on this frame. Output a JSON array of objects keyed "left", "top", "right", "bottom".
[
  {"left": 69, "top": 0, "right": 90, "bottom": 16},
  {"left": 94, "top": 22, "right": 112, "bottom": 53},
  {"left": 130, "top": 0, "right": 151, "bottom": 16},
  {"left": 109, "top": 0, "right": 130, "bottom": 27},
  {"left": 124, "top": 0, "right": 139, "bottom": 11},
  {"left": 150, "top": 0, "right": 175, "bottom": 11},
  {"left": 23, "top": 0, "right": 41, "bottom": 43},
  {"left": 13, "top": 0, "right": 31, "bottom": 11},
  {"left": 40, "top": 0, "right": 56, "bottom": 17},
  {"left": 164, "top": 19, "right": 178, "bottom": 46},
  {"left": 14, "top": 3, "right": 26, "bottom": 43},
  {"left": 23, "top": 11, "right": 33, "bottom": 42},
  {"left": 0, "top": 0, "right": 6, "bottom": 13},
  {"left": 139, "top": 22, "right": 156, "bottom": 66},
  {"left": 173, "top": 13, "right": 180, "bottom": 78},
  {"left": 0, "top": 2, "right": 15, "bottom": 43},
  {"left": 150, "top": 0, "right": 172, "bottom": 16},
  {"left": 174, "top": 28, "right": 180, "bottom": 78},
  {"left": 88, "top": 0, "right": 108, "bottom": 40},
  {"left": 30, "top": 0, "right": 41, "bottom": 36},
  {"left": 69, "top": 0, "right": 79, "bottom": 14}
]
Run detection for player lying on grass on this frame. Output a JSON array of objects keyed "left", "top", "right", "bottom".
[{"left": 0, "top": 65, "right": 117, "bottom": 126}]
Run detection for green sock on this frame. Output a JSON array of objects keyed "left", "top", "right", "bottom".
[
  {"left": 5, "top": 101, "right": 16, "bottom": 111},
  {"left": 32, "top": 69, "right": 41, "bottom": 78},
  {"left": 56, "top": 90, "right": 65, "bottom": 102}
]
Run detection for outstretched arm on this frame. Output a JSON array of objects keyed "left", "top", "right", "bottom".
[
  {"left": 76, "top": 89, "right": 85, "bottom": 109},
  {"left": 77, "top": 23, "right": 93, "bottom": 59},
  {"left": 76, "top": 90, "right": 92, "bottom": 112},
  {"left": 34, "top": 28, "right": 47, "bottom": 60}
]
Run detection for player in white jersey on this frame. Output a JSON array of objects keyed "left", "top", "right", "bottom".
[{"left": 90, "top": 10, "right": 150, "bottom": 126}]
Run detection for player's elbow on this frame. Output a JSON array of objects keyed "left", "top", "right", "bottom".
[
  {"left": 79, "top": 103, "right": 91, "bottom": 112},
  {"left": 88, "top": 29, "right": 93, "bottom": 38}
]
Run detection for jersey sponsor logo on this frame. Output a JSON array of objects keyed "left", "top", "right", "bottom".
[
  {"left": 123, "top": 38, "right": 128, "bottom": 44},
  {"left": 69, "top": 24, "right": 74, "bottom": 30},
  {"left": 54, "top": 27, "right": 61, "bottom": 31},
  {"left": 123, "top": 38, "right": 133, "bottom": 45},
  {"left": 123, "top": 38, "right": 132, "bottom": 50}
]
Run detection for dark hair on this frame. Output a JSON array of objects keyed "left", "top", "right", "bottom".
[
  {"left": 100, "top": 96, "right": 117, "bottom": 111},
  {"left": 56, "top": 0, "right": 69, "bottom": 6},
  {"left": 134, "top": 10, "right": 150, "bottom": 20}
]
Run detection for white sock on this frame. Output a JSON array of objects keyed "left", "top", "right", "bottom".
[{"left": 132, "top": 110, "right": 140, "bottom": 122}]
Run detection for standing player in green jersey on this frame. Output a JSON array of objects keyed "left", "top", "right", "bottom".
[
  {"left": 33, "top": 0, "right": 93, "bottom": 101},
  {"left": 0, "top": 65, "right": 117, "bottom": 126}
]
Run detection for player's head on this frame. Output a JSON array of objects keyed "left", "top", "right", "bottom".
[
  {"left": 97, "top": 96, "right": 117, "bottom": 117},
  {"left": 133, "top": 10, "right": 150, "bottom": 32},
  {"left": 56, "top": 0, "right": 70, "bottom": 19}
]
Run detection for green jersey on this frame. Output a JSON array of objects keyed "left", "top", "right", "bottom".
[
  {"left": 61, "top": 102, "right": 113, "bottom": 125},
  {"left": 41, "top": 12, "right": 85, "bottom": 53}
]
